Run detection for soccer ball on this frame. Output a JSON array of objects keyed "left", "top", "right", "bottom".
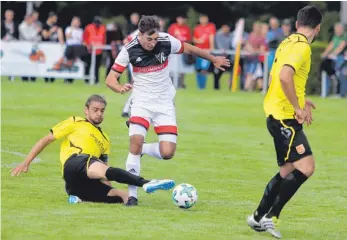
[{"left": 172, "top": 183, "right": 198, "bottom": 209}]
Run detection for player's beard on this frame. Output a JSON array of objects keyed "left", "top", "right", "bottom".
[{"left": 89, "top": 116, "right": 103, "bottom": 126}]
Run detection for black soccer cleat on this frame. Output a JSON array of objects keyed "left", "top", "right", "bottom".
[{"left": 125, "top": 196, "right": 138, "bottom": 207}]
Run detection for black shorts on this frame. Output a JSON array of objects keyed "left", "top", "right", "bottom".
[
  {"left": 267, "top": 115, "right": 313, "bottom": 166},
  {"left": 63, "top": 154, "right": 123, "bottom": 204}
]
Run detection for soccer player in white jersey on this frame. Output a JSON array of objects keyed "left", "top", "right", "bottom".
[{"left": 106, "top": 15, "right": 230, "bottom": 206}]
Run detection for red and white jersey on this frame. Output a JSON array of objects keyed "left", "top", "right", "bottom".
[{"left": 112, "top": 32, "right": 184, "bottom": 104}]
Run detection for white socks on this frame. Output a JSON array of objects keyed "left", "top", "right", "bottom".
[
  {"left": 142, "top": 143, "right": 163, "bottom": 160},
  {"left": 126, "top": 152, "right": 141, "bottom": 199}
]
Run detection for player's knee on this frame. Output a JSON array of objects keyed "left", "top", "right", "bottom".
[
  {"left": 160, "top": 149, "right": 175, "bottom": 160},
  {"left": 302, "top": 162, "right": 315, "bottom": 177}
]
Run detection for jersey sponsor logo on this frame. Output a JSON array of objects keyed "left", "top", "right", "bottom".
[
  {"left": 155, "top": 52, "right": 167, "bottom": 64},
  {"left": 296, "top": 144, "right": 306, "bottom": 154},
  {"left": 133, "top": 59, "right": 168, "bottom": 73},
  {"left": 90, "top": 133, "right": 105, "bottom": 152}
]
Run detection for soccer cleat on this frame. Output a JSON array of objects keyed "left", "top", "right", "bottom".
[
  {"left": 125, "top": 196, "right": 138, "bottom": 207},
  {"left": 68, "top": 195, "right": 82, "bottom": 204},
  {"left": 259, "top": 215, "right": 282, "bottom": 239},
  {"left": 247, "top": 214, "right": 265, "bottom": 232},
  {"left": 143, "top": 179, "right": 175, "bottom": 194}
]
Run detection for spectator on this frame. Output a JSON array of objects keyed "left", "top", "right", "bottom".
[
  {"left": 19, "top": 14, "right": 42, "bottom": 82},
  {"left": 32, "top": 11, "right": 42, "bottom": 29},
  {"left": 60, "top": 16, "right": 85, "bottom": 83},
  {"left": 83, "top": 16, "right": 106, "bottom": 84},
  {"left": 1, "top": 9, "right": 19, "bottom": 41},
  {"left": 213, "top": 24, "right": 233, "bottom": 90},
  {"left": 282, "top": 19, "right": 292, "bottom": 38},
  {"left": 106, "top": 23, "right": 124, "bottom": 75},
  {"left": 158, "top": 17, "right": 167, "bottom": 32},
  {"left": 339, "top": 50, "right": 347, "bottom": 97},
  {"left": 193, "top": 14, "right": 216, "bottom": 89},
  {"left": 168, "top": 15, "right": 192, "bottom": 88},
  {"left": 127, "top": 12, "right": 139, "bottom": 34},
  {"left": 266, "top": 17, "right": 284, "bottom": 72},
  {"left": 19, "top": 14, "right": 41, "bottom": 42},
  {"left": 244, "top": 22, "right": 266, "bottom": 91},
  {"left": 321, "top": 23, "right": 347, "bottom": 95},
  {"left": 41, "top": 12, "right": 64, "bottom": 83}
]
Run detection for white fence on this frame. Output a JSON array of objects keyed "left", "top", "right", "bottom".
[{"left": 4, "top": 41, "right": 332, "bottom": 98}]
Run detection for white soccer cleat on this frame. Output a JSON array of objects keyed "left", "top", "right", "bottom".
[
  {"left": 143, "top": 179, "right": 175, "bottom": 194},
  {"left": 247, "top": 214, "right": 265, "bottom": 232},
  {"left": 259, "top": 215, "right": 282, "bottom": 239}
]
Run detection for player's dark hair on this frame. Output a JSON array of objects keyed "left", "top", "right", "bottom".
[
  {"left": 85, "top": 94, "right": 107, "bottom": 108},
  {"left": 297, "top": 6, "right": 322, "bottom": 28},
  {"left": 138, "top": 15, "right": 160, "bottom": 35}
]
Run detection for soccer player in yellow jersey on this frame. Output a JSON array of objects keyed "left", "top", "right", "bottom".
[
  {"left": 11, "top": 94, "right": 175, "bottom": 204},
  {"left": 247, "top": 6, "right": 322, "bottom": 238}
]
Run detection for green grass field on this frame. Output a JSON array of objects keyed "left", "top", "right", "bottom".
[{"left": 1, "top": 74, "right": 347, "bottom": 240}]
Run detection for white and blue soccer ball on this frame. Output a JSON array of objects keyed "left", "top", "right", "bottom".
[{"left": 172, "top": 183, "right": 198, "bottom": 209}]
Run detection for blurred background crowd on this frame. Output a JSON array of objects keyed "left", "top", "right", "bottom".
[{"left": 1, "top": 1, "right": 347, "bottom": 97}]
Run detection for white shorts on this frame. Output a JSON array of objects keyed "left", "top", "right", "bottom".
[{"left": 129, "top": 102, "right": 177, "bottom": 135}]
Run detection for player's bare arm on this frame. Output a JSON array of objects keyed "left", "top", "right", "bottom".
[
  {"left": 105, "top": 70, "right": 132, "bottom": 94},
  {"left": 11, "top": 133, "right": 56, "bottom": 176},
  {"left": 279, "top": 65, "right": 307, "bottom": 123},
  {"left": 183, "top": 42, "right": 230, "bottom": 71}
]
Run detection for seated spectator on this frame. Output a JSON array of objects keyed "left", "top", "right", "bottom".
[
  {"left": 1, "top": 9, "right": 19, "bottom": 41},
  {"left": 54, "top": 16, "right": 86, "bottom": 83}
]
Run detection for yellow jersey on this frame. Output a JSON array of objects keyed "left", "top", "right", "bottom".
[
  {"left": 264, "top": 33, "right": 311, "bottom": 119},
  {"left": 50, "top": 116, "right": 110, "bottom": 174}
]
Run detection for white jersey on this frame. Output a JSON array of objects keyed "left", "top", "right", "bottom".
[{"left": 112, "top": 32, "right": 184, "bottom": 105}]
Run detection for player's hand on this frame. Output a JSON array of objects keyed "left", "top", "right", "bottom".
[
  {"left": 304, "top": 99, "right": 316, "bottom": 126},
  {"left": 11, "top": 162, "right": 29, "bottom": 176},
  {"left": 212, "top": 56, "right": 231, "bottom": 71},
  {"left": 120, "top": 83, "right": 132, "bottom": 94},
  {"left": 295, "top": 109, "right": 307, "bottom": 124}
]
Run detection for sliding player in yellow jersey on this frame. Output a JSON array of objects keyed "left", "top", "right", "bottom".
[
  {"left": 11, "top": 94, "right": 175, "bottom": 205},
  {"left": 247, "top": 6, "right": 322, "bottom": 238}
]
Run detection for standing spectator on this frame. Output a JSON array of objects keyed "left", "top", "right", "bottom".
[
  {"left": 213, "top": 24, "right": 233, "bottom": 90},
  {"left": 266, "top": 17, "right": 284, "bottom": 72},
  {"left": 168, "top": 15, "right": 192, "bottom": 88},
  {"left": 41, "top": 12, "right": 64, "bottom": 83},
  {"left": 1, "top": 9, "right": 19, "bottom": 41},
  {"left": 193, "top": 14, "right": 216, "bottom": 89},
  {"left": 83, "top": 16, "right": 106, "bottom": 84},
  {"left": 61, "top": 16, "right": 85, "bottom": 83},
  {"left": 244, "top": 22, "right": 266, "bottom": 91},
  {"left": 321, "top": 22, "right": 347, "bottom": 95},
  {"left": 19, "top": 14, "right": 41, "bottom": 42},
  {"left": 106, "top": 23, "right": 124, "bottom": 75},
  {"left": 32, "top": 11, "right": 42, "bottom": 29},
  {"left": 19, "top": 14, "right": 42, "bottom": 82},
  {"left": 158, "top": 17, "right": 167, "bottom": 32},
  {"left": 282, "top": 19, "right": 292, "bottom": 38},
  {"left": 127, "top": 12, "right": 139, "bottom": 34}
]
